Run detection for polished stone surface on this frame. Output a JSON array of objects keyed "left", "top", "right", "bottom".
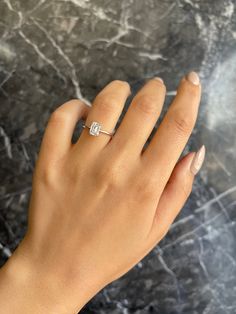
[{"left": 1, "top": 0, "right": 236, "bottom": 313}]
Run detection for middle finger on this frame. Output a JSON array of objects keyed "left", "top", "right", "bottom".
[{"left": 109, "top": 78, "right": 166, "bottom": 156}]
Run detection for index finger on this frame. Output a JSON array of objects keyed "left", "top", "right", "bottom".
[{"left": 142, "top": 71, "right": 202, "bottom": 186}]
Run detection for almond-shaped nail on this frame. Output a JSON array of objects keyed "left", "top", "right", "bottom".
[
  {"left": 190, "top": 145, "right": 206, "bottom": 175},
  {"left": 153, "top": 77, "right": 164, "bottom": 83},
  {"left": 186, "top": 71, "right": 200, "bottom": 85}
]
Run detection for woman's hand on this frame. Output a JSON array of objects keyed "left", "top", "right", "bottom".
[{"left": 0, "top": 72, "right": 205, "bottom": 314}]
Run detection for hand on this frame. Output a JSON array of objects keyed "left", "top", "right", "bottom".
[{"left": 0, "top": 72, "right": 205, "bottom": 314}]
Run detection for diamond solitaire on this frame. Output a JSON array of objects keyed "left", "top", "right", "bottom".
[
  {"left": 82, "top": 121, "right": 114, "bottom": 137},
  {"left": 89, "top": 121, "right": 101, "bottom": 136}
]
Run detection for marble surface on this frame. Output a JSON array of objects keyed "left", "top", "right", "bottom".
[{"left": 1, "top": 0, "right": 236, "bottom": 313}]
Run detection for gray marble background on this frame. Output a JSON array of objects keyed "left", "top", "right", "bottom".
[{"left": 1, "top": 0, "right": 236, "bottom": 313}]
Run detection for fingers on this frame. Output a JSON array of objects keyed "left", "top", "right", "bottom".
[
  {"left": 39, "top": 99, "right": 89, "bottom": 162},
  {"left": 109, "top": 78, "right": 166, "bottom": 156},
  {"left": 146, "top": 146, "right": 205, "bottom": 247},
  {"left": 142, "top": 72, "right": 201, "bottom": 187},
  {"left": 76, "top": 80, "right": 131, "bottom": 153}
]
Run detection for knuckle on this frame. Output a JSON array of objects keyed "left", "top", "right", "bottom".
[
  {"left": 66, "top": 163, "right": 83, "bottom": 184},
  {"left": 36, "top": 165, "right": 58, "bottom": 187},
  {"left": 171, "top": 111, "right": 194, "bottom": 135},
  {"left": 135, "top": 95, "right": 157, "bottom": 115},
  {"left": 95, "top": 94, "right": 120, "bottom": 112}
]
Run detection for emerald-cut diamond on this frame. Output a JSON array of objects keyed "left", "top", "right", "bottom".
[{"left": 89, "top": 121, "right": 101, "bottom": 136}]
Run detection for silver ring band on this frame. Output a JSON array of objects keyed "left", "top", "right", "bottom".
[{"left": 82, "top": 121, "right": 115, "bottom": 137}]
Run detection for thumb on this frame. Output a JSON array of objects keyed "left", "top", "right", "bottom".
[{"left": 147, "top": 145, "right": 206, "bottom": 246}]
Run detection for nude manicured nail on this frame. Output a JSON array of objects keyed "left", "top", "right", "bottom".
[
  {"left": 190, "top": 145, "right": 206, "bottom": 175},
  {"left": 186, "top": 71, "right": 200, "bottom": 85},
  {"left": 154, "top": 77, "right": 164, "bottom": 83}
]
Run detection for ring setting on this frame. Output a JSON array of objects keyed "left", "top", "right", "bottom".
[
  {"left": 89, "top": 121, "right": 101, "bottom": 136},
  {"left": 82, "top": 121, "right": 115, "bottom": 137}
]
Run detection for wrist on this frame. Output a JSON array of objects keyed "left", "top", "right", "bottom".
[
  {"left": 0, "top": 243, "right": 67, "bottom": 313},
  {"left": 0, "top": 236, "right": 101, "bottom": 313}
]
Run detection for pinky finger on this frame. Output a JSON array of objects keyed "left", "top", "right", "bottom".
[{"left": 147, "top": 145, "right": 206, "bottom": 246}]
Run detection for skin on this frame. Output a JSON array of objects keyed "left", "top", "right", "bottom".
[{"left": 0, "top": 74, "right": 201, "bottom": 314}]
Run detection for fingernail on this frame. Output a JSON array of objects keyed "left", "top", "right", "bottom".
[
  {"left": 190, "top": 145, "right": 206, "bottom": 175},
  {"left": 186, "top": 71, "right": 200, "bottom": 85},
  {"left": 153, "top": 77, "right": 164, "bottom": 84}
]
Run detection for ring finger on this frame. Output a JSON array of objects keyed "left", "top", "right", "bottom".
[{"left": 75, "top": 80, "right": 131, "bottom": 154}]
